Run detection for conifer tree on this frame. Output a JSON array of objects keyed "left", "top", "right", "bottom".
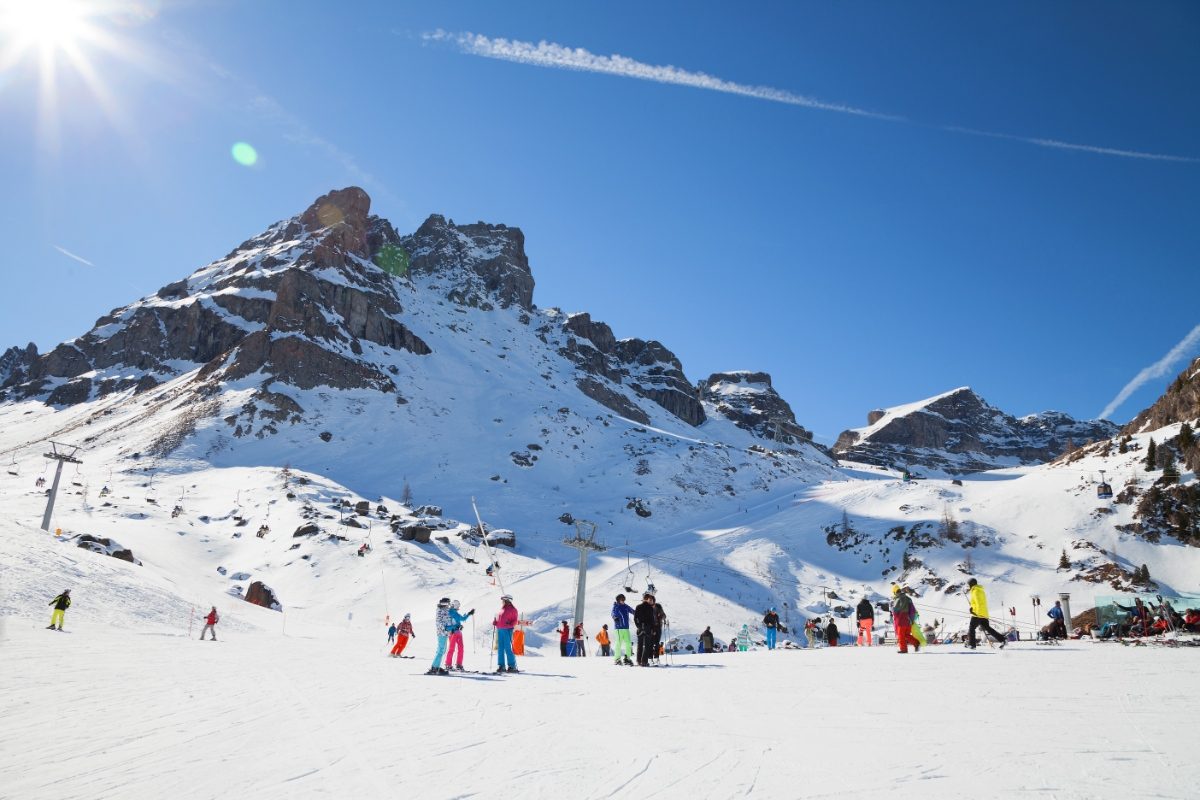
[
  {"left": 1180, "top": 421, "right": 1195, "bottom": 450},
  {"left": 1145, "top": 438, "right": 1157, "bottom": 471},
  {"left": 1058, "top": 549, "right": 1071, "bottom": 570}
]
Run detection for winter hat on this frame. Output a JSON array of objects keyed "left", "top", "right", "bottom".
[
  {"left": 616, "top": 594, "right": 625, "bottom": 601},
  {"left": 500, "top": 594, "right": 513, "bottom": 602},
  {"left": 403, "top": 613, "right": 410, "bottom": 619},
  {"left": 438, "top": 597, "right": 451, "bottom": 607},
  {"left": 967, "top": 578, "right": 978, "bottom": 587},
  {"left": 891, "top": 584, "right": 901, "bottom": 595}
]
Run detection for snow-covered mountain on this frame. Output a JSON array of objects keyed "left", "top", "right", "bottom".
[
  {"left": 833, "top": 386, "right": 1118, "bottom": 474},
  {"left": 0, "top": 188, "right": 1196, "bottom": 651}
]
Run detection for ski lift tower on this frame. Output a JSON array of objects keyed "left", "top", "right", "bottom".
[
  {"left": 40, "top": 441, "right": 83, "bottom": 532},
  {"left": 563, "top": 519, "right": 607, "bottom": 630}
]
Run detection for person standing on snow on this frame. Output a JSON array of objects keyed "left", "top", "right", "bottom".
[
  {"left": 805, "top": 618, "right": 819, "bottom": 649},
  {"left": 46, "top": 590, "right": 71, "bottom": 631},
  {"left": 966, "top": 578, "right": 1007, "bottom": 649},
  {"left": 427, "top": 598, "right": 453, "bottom": 675},
  {"left": 856, "top": 597, "right": 875, "bottom": 646},
  {"left": 200, "top": 606, "right": 220, "bottom": 641},
  {"left": 824, "top": 619, "right": 839, "bottom": 647},
  {"left": 596, "top": 624, "right": 611, "bottom": 657},
  {"left": 698, "top": 626, "right": 715, "bottom": 654},
  {"left": 1046, "top": 600, "right": 1067, "bottom": 639},
  {"left": 611, "top": 594, "right": 636, "bottom": 666},
  {"left": 493, "top": 594, "right": 519, "bottom": 673},
  {"left": 387, "top": 622, "right": 397, "bottom": 644},
  {"left": 634, "top": 593, "right": 658, "bottom": 666},
  {"left": 890, "top": 585, "right": 920, "bottom": 654},
  {"left": 390, "top": 614, "right": 415, "bottom": 657},
  {"left": 444, "top": 600, "right": 475, "bottom": 671},
  {"left": 573, "top": 622, "right": 587, "bottom": 657},
  {"left": 737, "top": 624, "right": 752, "bottom": 651},
  {"left": 559, "top": 620, "right": 571, "bottom": 657},
  {"left": 762, "top": 608, "right": 781, "bottom": 650},
  {"left": 652, "top": 599, "right": 668, "bottom": 664}
]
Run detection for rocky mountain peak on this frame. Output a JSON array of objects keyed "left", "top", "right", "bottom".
[
  {"left": 298, "top": 186, "right": 372, "bottom": 266},
  {"left": 834, "top": 387, "right": 1118, "bottom": 474},
  {"left": 403, "top": 214, "right": 534, "bottom": 311},
  {"left": 701, "top": 371, "right": 815, "bottom": 445},
  {"left": 1121, "top": 356, "right": 1200, "bottom": 435}
]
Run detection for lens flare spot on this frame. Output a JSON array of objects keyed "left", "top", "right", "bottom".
[{"left": 231, "top": 141, "right": 258, "bottom": 167}]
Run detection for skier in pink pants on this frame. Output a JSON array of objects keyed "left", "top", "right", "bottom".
[{"left": 444, "top": 600, "right": 475, "bottom": 671}]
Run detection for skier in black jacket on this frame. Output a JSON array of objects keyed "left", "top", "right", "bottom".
[
  {"left": 47, "top": 590, "right": 71, "bottom": 631},
  {"left": 856, "top": 597, "right": 875, "bottom": 646},
  {"left": 633, "top": 594, "right": 658, "bottom": 666},
  {"left": 762, "top": 608, "right": 781, "bottom": 650}
]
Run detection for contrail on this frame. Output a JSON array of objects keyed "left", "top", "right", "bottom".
[
  {"left": 1099, "top": 324, "right": 1200, "bottom": 420},
  {"left": 423, "top": 30, "right": 1198, "bottom": 164},
  {"left": 53, "top": 245, "right": 95, "bottom": 267}
]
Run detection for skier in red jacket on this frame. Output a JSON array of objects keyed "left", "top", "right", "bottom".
[{"left": 200, "top": 607, "right": 219, "bottom": 641}]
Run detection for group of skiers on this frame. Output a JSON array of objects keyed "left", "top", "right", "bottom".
[{"left": 386, "top": 594, "right": 518, "bottom": 675}]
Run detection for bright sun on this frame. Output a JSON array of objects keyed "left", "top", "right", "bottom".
[{"left": 0, "top": 0, "right": 91, "bottom": 54}]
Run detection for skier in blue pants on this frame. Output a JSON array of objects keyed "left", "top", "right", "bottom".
[
  {"left": 763, "top": 608, "right": 781, "bottom": 650},
  {"left": 494, "top": 594, "right": 519, "bottom": 673},
  {"left": 427, "top": 597, "right": 452, "bottom": 675}
]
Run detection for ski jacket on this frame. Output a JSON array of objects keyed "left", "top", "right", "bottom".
[
  {"left": 654, "top": 604, "right": 667, "bottom": 633},
  {"left": 448, "top": 608, "right": 471, "bottom": 633},
  {"left": 397, "top": 619, "right": 414, "bottom": 637},
  {"left": 856, "top": 599, "right": 874, "bottom": 621},
  {"left": 1047, "top": 606, "right": 1063, "bottom": 621},
  {"left": 633, "top": 602, "right": 656, "bottom": 633},
  {"left": 204, "top": 610, "right": 219, "bottom": 625},
  {"left": 560, "top": 624, "right": 570, "bottom": 642},
  {"left": 763, "top": 612, "right": 779, "bottom": 629},
  {"left": 825, "top": 622, "right": 839, "bottom": 643},
  {"left": 968, "top": 585, "right": 989, "bottom": 618},
  {"left": 573, "top": 624, "right": 584, "bottom": 640},
  {"left": 50, "top": 594, "right": 71, "bottom": 611},
  {"left": 891, "top": 594, "right": 914, "bottom": 628},
  {"left": 388, "top": 624, "right": 397, "bottom": 637},
  {"left": 737, "top": 629, "right": 752, "bottom": 647},
  {"left": 611, "top": 602, "right": 635, "bottom": 630},
  {"left": 596, "top": 629, "right": 610, "bottom": 645},
  {"left": 494, "top": 603, "right": 518, "bottom": 630},
  {"left": 434, "top": 606, "right": 453, "bottom": 636}
]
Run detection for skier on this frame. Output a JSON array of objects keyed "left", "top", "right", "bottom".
[
  {"left": 1046, "top": 600, "right": 1067, "bottom": 639},
  {"left": 805, "top": 618, "right": 819, "bottom": 649},
  {"left": 762, "top": 608, "right": 780, "bottom": 650},
  {"left": 47, "top": 590, "right": 70, "bottom": 631},
  {"left": 737, "top": 624, "right": 751, "bottom": 651},
  {"left": 444, "top": 600, "right": 475, "bottom": 671},
  {"left": 966, "top": 578, "right": 1006, "bottom": 649},
  {"left": 652, "top": 599, "right": 668, "bottom": 665},
  {"left": 856, "top": 597, "right": 875, "bottom": 646},
  {"left": 387, "top": 622, "right": 397, "bottom": 644},
  {"left": 634, "top": 593, "right": 658, "bottom": 666},
  {"left": 573, "top": 622, "right": 587, "bottom": 657},
  {"left": 390, "top": 614, "right": 414, "bottom": 657},
  {"left": 698, "top": 626, "right": 715, "bottom": 654},
  {"left": 559, "top": 620, "right": 571, "bottom": 657},
  {"left": 824, "top": 619, "right": 839, "bottom": 647},
  {"left": 596, "top": 624, "right": 611, "bottom": 657},
  {"left": 427, "top": 598, "right": 452, "bottom": 675},
  {"left": 493, "top": 594, "right": 519, "bottom": 673},
  {"left": 890, "top": 585, "right": 920, "bottom": 654},
  {"left": 611, "top": 593, "right": 636, "bottom": 666},
  {"left": 200, "top": 606, "right": 219, "bottom": 641}
]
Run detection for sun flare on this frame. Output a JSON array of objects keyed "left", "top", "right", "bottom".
[{"left": 1, "top": 0, "right": 91, "bottom": 54}]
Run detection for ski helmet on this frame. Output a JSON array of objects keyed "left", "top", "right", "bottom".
[
  {"left": 438, "top": 597, "right": 450, "bottom": 607},
  {"left": 403, "top": 613, "right": 410, "bottom": 619},
  {"left": 500, "top": 594, "right": 513, "bottom": 602},
  {"left": 967, "top": 578, "right": 978, "bottom": 587},
  {"left": 451, "top": 600, "right": 460, "bottom": 609}
]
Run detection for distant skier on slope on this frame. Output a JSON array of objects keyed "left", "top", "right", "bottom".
[
  {"left": 389, "top": 614, "right": 414, "bottom": 657},
  {"left": 387, "top": 622, "right": 397, "bottom": 644},
  {"left": 493, "top": 594, "right": 519, "bottom": 673},
  {"left": 559, "top": 620, "right": 571, "bottom": 657},
  {"left": 573, "top": 622, "right": 587, "bottom": 657},
  {"left": 824, "top": 619, "right": 839, "bottom": 647},
  {"left": 762, "top": 608, "right": 780, "bottom": 650},
  {"left": 426, "top": 599, "right": 452, "bottom": 675},
  {"left": 652, "top": 600, "right": 667, "bottom": 665},
  {"left": 856, "top": 597, "right": 875, "bottom": 647},
  {"left": 805, "top": 618, "right": 819, "bottom": 649},
  {"left": 634, "top": 593, "right": 658, "bottom": 666},
  {"left": 444, "top": 600, "right": 475, "bottom": 672},
  {"left": 46, "top": 590, "right": 70, "bottom": 631},
  {"left": 200, "top": 606, "right": 219, "bottom": 641},
  {"left": 966, "top": 578, "right": 1007, "bottom": 649},
  {"left": 890, "top": 585, "right": 920, "bottom": 654},
  {"left": 737, "top": 624, "right": 751, "bottom": 651},
  {"left": 596, "top": 624, "right": 611, "bottom": 657},
  {"left": 611, "top": 594, "right": 636, "bottom": 666}
]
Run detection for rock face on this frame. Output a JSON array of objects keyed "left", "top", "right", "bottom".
[
  {"left": 701, "top": 371, "right": 814, "bottom": 444},
  {"left": 402, "top": 214, "right": 535, "bottom": 311},
  {"left": 244, "top": 580, "right": 282, "bottom": 611},
  {"left": 834, "top": 387, "right": 1119, "bottom": 474},
  {"left": 1122, "top": 357, "right": 1200, "bottom": 434}
]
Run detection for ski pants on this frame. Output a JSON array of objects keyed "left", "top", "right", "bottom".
[
  {"left": 968, "top": 616, "right": 1005, "bottom": 647},
  {"left": 496, "top": 628, "right": 516, "bottom": 669},
  {"left": 560, "top": 641, "right": 568, "bottom": 657},
  {"left": 575, "top": 639, "right": 586, "bottom": 657},
  {"left": 599, "top": 643, "right": 611, "bottom": 657},
  {"left": 431, "top": 635, "right": 448, "bottom": 669},
  {"left": 636, "top": 629, "right": 656, "bottom": 664},
  {"left": 805, "top": 630, "right": 816, "bottom": 648},
  {"left": 49, "top": 609, "right": 65, "bottom": 629},
  {"left": 445, "top": 631, "right": 464, "bottom": 667},
  {"left": 390, "top": 634, "right": 409, "bottom": 656},
  {"left": 200, "top": 623, "right": 217, "bottom": 640},
  {"left": 895, "top": 624, "right": 920, "bottom": 653},
  {"left": 614, "top": 628, "right": 632, "bottom": 661},
  {"left": 765, "top": 628, "right": 777, "bottom": 649},
  {"left": 857, "top": 619, "right": 873, "bottom": 646}
]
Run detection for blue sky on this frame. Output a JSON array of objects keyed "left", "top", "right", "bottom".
[{"left": 1, "top": 1, "right": 1197, "bottom": 442}]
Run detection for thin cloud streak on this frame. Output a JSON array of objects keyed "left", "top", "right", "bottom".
[
  {"left": 1099, "top": 324, "right": 1200, "bottom": 420},
  {"left": 53, "top": 245, "right": 96, "bottom": 267},
  {"left": 424, "top": 30, "right": 1198, "bottom": 164}
]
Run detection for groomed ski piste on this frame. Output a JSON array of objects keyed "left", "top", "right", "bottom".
[{"left": 2, "top": 426, "right": 1199, "bottom": 799}]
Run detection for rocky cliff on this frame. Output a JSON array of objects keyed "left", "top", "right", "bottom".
[
  {"left": 1122, "top": 357, "right": 1200, "bottom": 434},
  {"left": 834, "top": 387, "right": 1118, "bottom": 474}
]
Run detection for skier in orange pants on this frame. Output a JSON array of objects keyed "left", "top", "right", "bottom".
[
  {"left": 856, "top": 597, "right": 875, "bottom": 646},
  {"left": 390, "top": 614, "right": 414, "bottom": 656}
]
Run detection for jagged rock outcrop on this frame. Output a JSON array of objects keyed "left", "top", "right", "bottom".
[
  {"left": 834, "top": 387, "right": 1119, "bottom": 474},
  {"left": 701, "top": 371, "right": 813, "bottom": 443},
  {"left": 402, "top": 214, "right": 534, "bottom": 311},
  {"left": 244, "top": 580, "right": 282, "bottom": 610},
  {"left": 1122, "top": 357, "right": 1200, "bottom": 434}
]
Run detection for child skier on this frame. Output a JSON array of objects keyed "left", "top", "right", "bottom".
[
  {"left": 428, "top": 598, "right": 453, "bottom": 675},
  {"left": 611, "top": 594, "right": 636, "bottom": 666},
  {"left": 493, "top": 594, "right": 519, "bottom": 673},
  {"left": 390, "top": 614, "right": 414, "bottom": 657},
  {"left": 444, "top": 600, "right": 475, "bottom": 671},
  {"left": 47, "top": 590, "right": 71, "bottom": 631}
]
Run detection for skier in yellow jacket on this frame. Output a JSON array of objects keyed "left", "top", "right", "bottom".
[{"left": 966, "top": 578, "right": 1006, "bottom": 649}]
